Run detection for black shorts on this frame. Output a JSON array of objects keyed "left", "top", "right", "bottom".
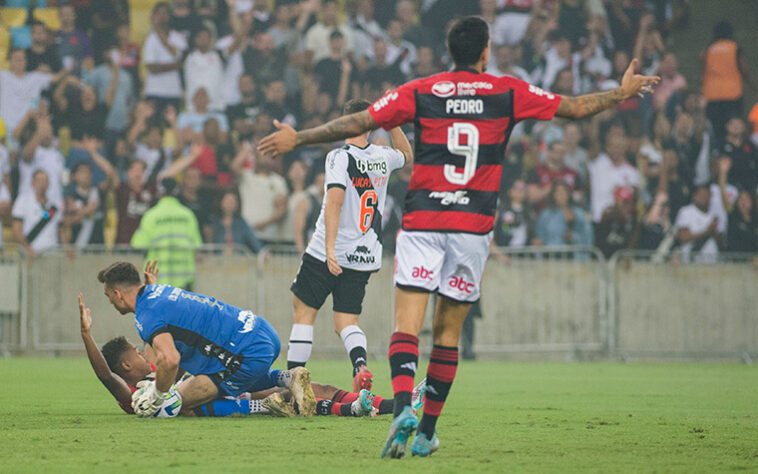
[{"left": 290, "top": 253, "right": 372, "bottom": 315}]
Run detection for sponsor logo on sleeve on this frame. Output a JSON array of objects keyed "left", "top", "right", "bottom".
[
  {"left": 373, "top": 91, "right": 399, "bottom": 111},
  {"left": 528, "top": 84, "right": 556, "bottom": 100}
]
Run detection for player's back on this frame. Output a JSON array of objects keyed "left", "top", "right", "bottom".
[
  {"left": 306, "top": 142, "right": 405, "bottom": 271},
  {"left": 134, "top": 284, "right": 260, "bottom": 375},
  {"left": 368, "top": 68, "right": 561, "bottom": 234}
]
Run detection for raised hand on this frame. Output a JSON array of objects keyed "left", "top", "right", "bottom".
[
  {"left": 620, "top": 58, "right": 660, "bottom": 99},
  {"left": 257, "top": 119, "right": 296, "bottom": 157},
  {"left": 79, "top": 293, "right": 92, "bottom": 333},
  {"left": 144, "top": 260, "right": 160, "bottom": 285}
]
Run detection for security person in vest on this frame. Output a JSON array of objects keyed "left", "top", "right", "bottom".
[
  {"left": 131, "top": 178, "right": 203, "bottom": 290},
  {"left": 702, "top": 21, "right": 751, "bottom": 146}
]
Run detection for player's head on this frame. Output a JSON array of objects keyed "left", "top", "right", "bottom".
[
  {"left": 343, "top": 98, "right": 372, "bottom": 140},
  {"left": 447, "top": 16, "right": 490, "bottom": 70},
  {"left": 97, "top": 262, "right": 142, "bottom": 314},
  {"left": 101, "top": 336, "right": 152, "bottom": 380}
]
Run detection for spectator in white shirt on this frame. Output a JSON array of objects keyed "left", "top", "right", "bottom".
[
  {"left": 0, "top": 50, "right": 61, "bottom": 140},
  {"left": 18, "top": 112, "right": 65, "bottom": 207},
  {"left": 184, "top": 27, "right": 225, "bottom": 112},
  {"left": 12, "top": 170, "right": 65, "bottom": 258},
  {"left": 385, "top": 19, "right": 417, "bottom": 78},
  {"left": 304, "top": 0, "right": 354, "bottom": 64},
  {"left": 589, "top": 132, "right": 641, "bottom": 223},
  {"left": 143, "top": 2, "right": 188, "bottom": 114},
  {"left": 675, "top": 185, "right": 723, "bottom": 263}
]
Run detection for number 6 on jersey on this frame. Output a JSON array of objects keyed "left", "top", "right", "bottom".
[
  {"left": 359, "top": 190, "right": 377, "bottom": 233},
  {"left": 445, "top": 122, "right": 480, "bottom": 185}
]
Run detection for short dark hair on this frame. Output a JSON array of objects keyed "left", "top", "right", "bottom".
[
  {"left": 97, "top": 262, "right": 141, "bottom": 288},
  {"left": 101, "top": 336, "right": 130, "bottom": 374},
  {"left": 447, "top": 16, "right": 489, "bottom": 68},
  {"left": 342, "top": 98, "right": 371, "bottom": 116},
  {"left": 713, "top": 21, "right": 733, "bottom": 41},
  {"left": 31, "top": 20, "right": 46, "bottom": 29}
]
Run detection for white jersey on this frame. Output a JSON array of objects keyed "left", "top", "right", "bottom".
[{"left": 306, "top": 143, "right": 406, "bottom": 271}]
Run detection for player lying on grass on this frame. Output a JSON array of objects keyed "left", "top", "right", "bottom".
[
  {"left": 83, "top": 261, "right": 421, "bottom": 417},
  {"left": 287, "top": 98, "right": 413, "bottom": 393},
  {"left": 80, "top": 293, "right": 400, "bottom": 417},
  {"left": 92, "top": 260, "right": 319, "bottom": 418}
]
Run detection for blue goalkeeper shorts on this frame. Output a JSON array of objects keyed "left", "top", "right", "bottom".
[{"left": 207, "top": 316, "right": 281, "bottom": 397}]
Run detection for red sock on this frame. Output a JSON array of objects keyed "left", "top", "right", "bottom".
[
  {"left": 418, "top": 345, "right": 458, "bottom": 437},
  {"left": 388, "top": 332, "right": 419, "bottom": 417},
  {"left": 332, "top": 389, "right": 359, "bottom": 403}
]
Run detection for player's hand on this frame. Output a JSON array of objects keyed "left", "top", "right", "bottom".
[
  {"left": 257, "top": 120, "right": 296, "bottom": 158},
  {"left": 132, "top": 380, "right": 166, "bottom": 417},
  {"left": 326, "top": 252, "right": 342, "bottom": 276},
  {"left": 620, "top": 58, "right": 660, "bottom": 99},
  {"left": 144, "top": 260, "right": 159, "bottom": 285},
  {"left": 78, "top": 293, "right": 91, "bottom": 333}
]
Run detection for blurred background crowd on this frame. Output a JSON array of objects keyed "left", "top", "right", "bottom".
[{"left": 0, "top": 0, "right": 756, "bottom": 265}]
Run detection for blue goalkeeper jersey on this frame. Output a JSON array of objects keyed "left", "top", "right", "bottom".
[{"left": 134, "top": 284, "right": 263, "bottom": 376}]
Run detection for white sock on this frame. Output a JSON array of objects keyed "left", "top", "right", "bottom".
[
  {"left": 250, "top": 399, "right": 268, "bottom": 414},
  {"left": 340, "top": 325, "right": 368, "bottom": 371},
  {"left": 288, "top": 324, "right": 314, "bottom": 367}
]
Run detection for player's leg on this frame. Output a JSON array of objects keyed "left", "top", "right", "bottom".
[
  {"left": 288, "top": 296, "right": 318, "bottom": 369},
  {"left": 411, "top": 232, "right": 492, "bottom": 457},
  {"left": 176, "top": 374, "right": 220, "bottom": 414},
  {"left": 288, "top": 255, "right": 334, "bottom": 369},
  {"left": 332, "top": 268, "right": 373, "bottom": 391},
  {"left": 382, "top": 230, "right": 444, "bottom": 459}
]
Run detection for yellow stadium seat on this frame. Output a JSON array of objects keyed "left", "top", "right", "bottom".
[
  {"left": 0, "top": 27, "right": 10, "bottom": 70},
  {"left": 0, "top": 8, "right": 28, "bottom": 28},
  {"left": 33, "top": 9, "right": 61, "bottom": 31}
]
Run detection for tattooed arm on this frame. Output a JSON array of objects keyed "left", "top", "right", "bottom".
[
  {"left": 258, "top": 111, "right": 377, "bottom": 157},
  {"left": 556, "top": 59, "right": 660, "bottom": 120},
  {"left": 556, "top": 88, "right": 627, "bottom": 119}
]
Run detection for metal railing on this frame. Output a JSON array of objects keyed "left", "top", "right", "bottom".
[{"left": 3, "top": 243, "right": 757, "bottom": 359}]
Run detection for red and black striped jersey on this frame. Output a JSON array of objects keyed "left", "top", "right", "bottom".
[{"left": 368, "top": 68, "right": 561, "bottom": 234}]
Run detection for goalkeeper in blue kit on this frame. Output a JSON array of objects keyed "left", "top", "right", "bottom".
[{"left": 96, "top": 261, "right": 317, "bottom": 417}]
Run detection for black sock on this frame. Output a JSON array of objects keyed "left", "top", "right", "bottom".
[
  {"left": 378, "top": 398, "right": 394, "bottom": 415},
  {"left": 287, "top": 361, "right": 305, "bottom": 370},
  {"left": 340, "top": 403, "right": 353, "bottom": 417},
  {"left": 316, "top": 399, "right": 332, "bottom": 416},
  {"left": 350, "top": 346, "right": 368, "bottom": 376}
]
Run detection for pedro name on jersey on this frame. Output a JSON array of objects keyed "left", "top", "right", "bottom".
[
  {"left": 368, "top": 69, "right": 561, "bottom": 234},
  {"left": 306, "top": 143, "right": 405, "bottom": 271}
]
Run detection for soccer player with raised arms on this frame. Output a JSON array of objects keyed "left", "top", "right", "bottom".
[
  {"left": 259, "top": 16, "right": 659, "bottom": 458},
  {"left": 287, "top": 98, "right": 412, "bottom": 392},
  {"left": 94, "top": 260, "right": 317, "bottom": 418}
]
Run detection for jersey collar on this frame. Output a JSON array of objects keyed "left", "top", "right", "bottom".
[{"left": 453, "top": 67, "right": 481, "bottom": 74}]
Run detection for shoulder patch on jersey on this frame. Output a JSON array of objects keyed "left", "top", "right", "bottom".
[{"left": 431, "top": 81, "right": 456, "bottom": 98}]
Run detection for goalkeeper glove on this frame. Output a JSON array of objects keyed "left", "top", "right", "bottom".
[{"left": 132, "top": 380, "right": 173, "bottom": 417}]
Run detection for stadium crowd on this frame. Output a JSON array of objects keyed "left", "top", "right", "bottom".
[{"left": 0, "top": 0, "right": 756, "bottom": 264}]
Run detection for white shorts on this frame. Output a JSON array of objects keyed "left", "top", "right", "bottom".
[{"left": 393, "top": 230, "right": 493, "bottom": 303}]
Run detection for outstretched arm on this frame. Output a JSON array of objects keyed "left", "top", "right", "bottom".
[
  {"left": 79, "top": 293, "right": 133, "bottom": 405},
  {"left": 150, "top": 333, "right": 180, "bottom": 393},
  {"left": 258, "top": 111, "right": 377, "bottom": 157},
  {"left": 556, "top": 59, "right": 660, "bottom": 120}
]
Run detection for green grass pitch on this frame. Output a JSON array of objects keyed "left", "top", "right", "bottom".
[{"left": 2, "top": 358, "right": 757, "bottom": 473}]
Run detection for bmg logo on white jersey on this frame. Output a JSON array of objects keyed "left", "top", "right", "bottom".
[{"left": 355, "top": 159, "right": 388, "bottom": 174}]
